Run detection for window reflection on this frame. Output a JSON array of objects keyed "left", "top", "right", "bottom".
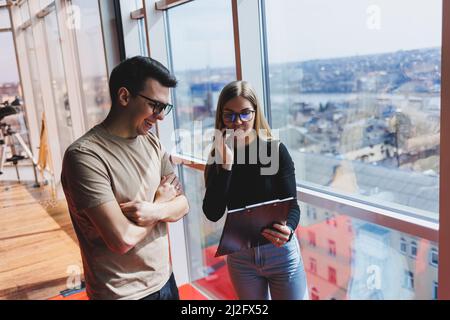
[
  {"left": 299, "top": 201, "right": 438, "bottom": 299},
  {"left": 168, "top": 0, "right": 236, "bottom": 160},
  {"left": 69, "top": 0, "right": 110, "bottom": 129},
  {"left": 265, "top": 0, "right": 442, "bottom": 218},
  {"left": 41, "top": 10, "right": 74, "bottom": 155},
  {"left": 24, "top": 27, "right": 45, "bottom": 129},
  {"left": 180, "top": 164, "right": 438, "bottom": 299},
  {"left": 0, "top": 30, "right": 28, "bottom": 155},
  {"left": 0, "top": 6, "right": 10, "bottom": 29},
  {"left": 181, "top": 166, "right": 237, "bottom": 300}
]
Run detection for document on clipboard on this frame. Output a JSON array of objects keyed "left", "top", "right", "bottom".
[{"left": 215, "top": 197, "right": 296, "bottom": 257}]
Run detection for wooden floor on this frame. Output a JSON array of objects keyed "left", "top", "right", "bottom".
[{"left": 0, "top": 181, "right": 82, "bottom": 300}]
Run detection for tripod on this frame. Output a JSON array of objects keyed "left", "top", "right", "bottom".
[{"left": 0, "top": 106, "right": 40, "bottom": 186}]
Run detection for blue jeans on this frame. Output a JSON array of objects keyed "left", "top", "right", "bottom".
[
  {"left": 140, "top": 273, "right": 179, "bottom": 300},
  {"left": 227, "top": 235, "right": 309, "bottom": 300}
]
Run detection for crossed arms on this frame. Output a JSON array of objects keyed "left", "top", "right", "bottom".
[{"left": 85, "top": 174, "right": 189, "bottom": 255}]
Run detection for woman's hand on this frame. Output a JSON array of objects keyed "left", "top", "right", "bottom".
[
  {"left": 120, "top": 200, "right": 161, "bottom": 227},
  {"left": 154, "top": 174, "right": 182, "bottom": 203},
  {"left": 261, "top": 223, "right": 292, "bottom": 247},
  {"left": 215, "top": 129, "right": 234, "bottom": 171}
]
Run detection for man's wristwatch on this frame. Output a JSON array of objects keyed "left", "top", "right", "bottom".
[{"left": 287, "top": 227, "right": 295, "bottom": 242}]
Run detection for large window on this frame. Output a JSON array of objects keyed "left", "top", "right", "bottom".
[
  {"left": 0, "top": 32, "right": 19, "bottom": 103},
  {"left": 168, "top": 0, "right": 236, "bottom": 160},
  {"left": 180, "top": 168, "right": 439, "bottom": 299},
  {"left": 41, "top": 10, "right": 74, "bottom": 155},
  {"left": 181, "top": 166, "right": 236, "bottom": 299},
  {"left": 265, "top": 0, "right": 442, "bottom": 220},
  {"left": 167, "top": 0, "right": 237, "bottom": 297},
  {"left": 0, "top": 3, "right": 10, "bottom": 29},
  {"left": 24, "top": 25, "right": 45, "bottom": 129},
  {"left": 0, "top": 7, "right": 27, "bottom": 159},
  {"left": 149, "top": 0, "right": 445, "bottom": 301},
  {"left": 430, "top": 247, "right": 438, "bottom": 267},
  {"left": 299, "top": 202, "right": 438, "bottom": 299},
  {"left": 119, "top": 0, "right": 149, "bottom": 57},
  {"left": 69, "top": 0, "right": 110, "bottom": 129}
]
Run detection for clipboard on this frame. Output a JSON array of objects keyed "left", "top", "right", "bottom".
[{"left": 215, "top": 197, "right": 296, "bottom": 257}]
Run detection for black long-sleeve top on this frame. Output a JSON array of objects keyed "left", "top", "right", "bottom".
[{"left": 202, "top": 138, "right": 301, "bottom": 231}]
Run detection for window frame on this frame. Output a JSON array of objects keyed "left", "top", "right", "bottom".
[
  {"left": 328, "top": 239, "right": 337, "bottom": 257},
  {"left": 410, "top": 241, "right": 418, "bottom": 259},
  {"left": 309, "top": 257, "right": 317, "bottom": 274},
  {"left": 433, "top": 281, "right": 439, "bottom": 300},
  {"left": 403, "top": 270, "right": 415, "bottom": 291},
  {"left": 153, "top": 0, "right": 449, "bottom": 300},
  {"left": 400, "top": 237, "right": 408, "bottom": 255},
  {"left": 10, "top": 0, "right": 448, "bottom": 299},
  {"left": 308, "top": 230, "right": 317, "bottom": 247},
  {"left": 430, "top": 247, "right": 439, "bottom": 267},
  {"left": 328, "top": 266, "right": 337, "bottom": 285}
]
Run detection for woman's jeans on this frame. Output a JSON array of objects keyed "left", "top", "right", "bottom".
[{"left": 227, "top": 235, "right": 309, "bottom": 300}]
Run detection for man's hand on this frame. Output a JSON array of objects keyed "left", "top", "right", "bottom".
[
  {"left": 119, "top": 200, "right": 162, "bottom": 227},
  {"left": 154, "top": 173, "right": 183, "bottom": 203}
]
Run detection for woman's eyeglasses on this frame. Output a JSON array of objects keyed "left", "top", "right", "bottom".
[
  {"left": 138, "top": 94, "right": 174, "bottom": 116},
  {"left": 223, "top": 110, "right": 255, "bottom": 123}
]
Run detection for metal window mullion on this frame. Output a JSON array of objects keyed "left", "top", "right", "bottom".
[
  {"left": 258, "top": 0, "right": 272, "bottom": 126},
  {"left": 98, "top": 0, "right": 121, "bottom": 76},
  {"left": 130, "top": 7, "right": 144, "bottom": 19},
  {"left": 298, "top": 186, "right": 438, "bottom": 243},
  {"left": 54, "top": 0, "right": 86, "bottom": 139},
  {"left": 117, "top": 0, "right": 143, "bottom": 57},
  {"left": 8, "top": 3, "right": 41, "bottom": 162},
  {"left": 155, "top": 0, "right": 193, "bottom": 11},
  {"left": 438, "top": 0, "right": 450, "bottom": 300},
  {"left": 236, "top": 0, "right": 267, "bottom": 118},
  {"left": 27, "top": 0, "right": 63, "bottom": 186},
  {"left": 231, "top": 0, "right": 242, "bottom": 81},
  {"left": 171, "top": 155, "right": 439, "bottom": 243},
  {"left": 36, "top": 1, "right": 55, "bottom": 19}
]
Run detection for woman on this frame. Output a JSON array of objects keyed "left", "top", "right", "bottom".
[{"left": 202, "top": 81, "right": 309, "bottom": 300}]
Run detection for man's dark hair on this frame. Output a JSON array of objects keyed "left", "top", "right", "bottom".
[{"left": 109, "top": 56, "right": 177, "bottom": 105}]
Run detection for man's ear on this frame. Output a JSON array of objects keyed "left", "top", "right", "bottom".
[{"left": 117, "top": 87, "right": 130, "bottom": 107}]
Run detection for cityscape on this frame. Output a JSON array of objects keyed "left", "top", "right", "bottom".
[
  {"left": 173, "top": 47, "right": 441, "bottom": 211},
  {"left": 176, "top": 46, "right": 440, "bottom": 300}
]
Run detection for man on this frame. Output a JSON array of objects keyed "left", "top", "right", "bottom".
[{"left": 61, "top": 56, "right": 189, "bottom": 300}]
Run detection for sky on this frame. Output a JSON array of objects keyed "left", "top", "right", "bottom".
[
  {"left": 0, "top": 0, "right": 444, "bottom": 83},
  {"left": 265, "top": 0, "right": 443, "bottom": 64},
  {"left": 0, "top": 0, "right": 107, "bottom": 84},
  {"left": 0, "top": 8, "right": 19, "bottom": 84},
  {"left": 169, "top": 0, "right": 442, "bottom": 70},
  {"left": 168, "top": 0, "right": 236, "bottom": 72}
]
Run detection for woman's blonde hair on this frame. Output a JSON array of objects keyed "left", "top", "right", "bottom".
[
  {"left": 215, "top": 80, "right": 272, "bottom": 139},
  {"left": 205, "top": 81, "right": 273, "bottom": 182}
]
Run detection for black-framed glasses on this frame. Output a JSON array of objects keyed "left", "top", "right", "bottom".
[
  {"left": 223, "top": 110, "right": 255, "bottom": 123},
  {"left": 138, "top": 94, "right": 174, "bottom": 116}
]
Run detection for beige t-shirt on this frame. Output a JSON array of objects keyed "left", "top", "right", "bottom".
[{"left": 61, "top": 124, "right": 174, "bottom": 300}]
